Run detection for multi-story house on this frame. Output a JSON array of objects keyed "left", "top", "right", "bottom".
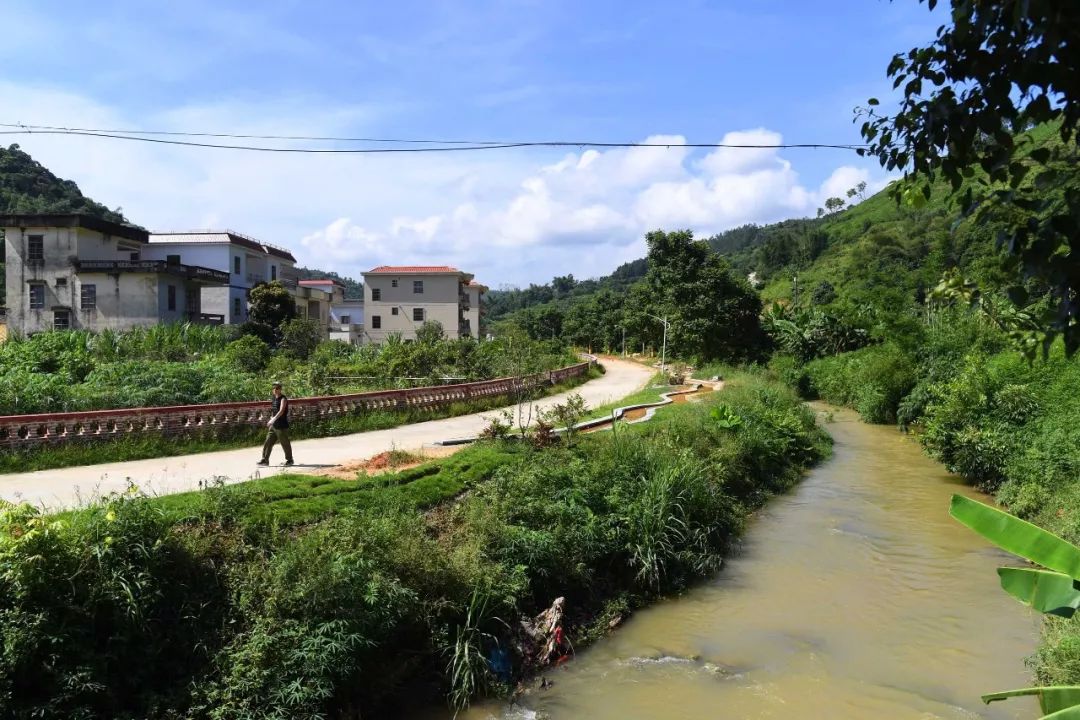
[
  {"left": 144, "top": 230, "right": 297, "bottom": 324},
  {"left": 360, "top": 265, "right": 483, "bottom": 343},
  {"left": 1, "top": 214, "right": 229, "bottom": 335}
]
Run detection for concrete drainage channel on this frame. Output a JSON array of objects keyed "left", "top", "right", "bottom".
[{"left": 429, "top": 381, "right": 712, "bottom": 447}]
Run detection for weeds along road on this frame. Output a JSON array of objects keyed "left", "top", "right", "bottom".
[{"left": 0, "top": 357, "right": 655, "bottom": 510}]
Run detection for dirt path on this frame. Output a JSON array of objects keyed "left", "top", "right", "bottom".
[{"left": 0, "top": 357, "right": 654, "bottom": 510}]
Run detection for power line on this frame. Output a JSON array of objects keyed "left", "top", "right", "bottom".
[{"left": 0, "top": 122, "right": 869, "bottom": 154}]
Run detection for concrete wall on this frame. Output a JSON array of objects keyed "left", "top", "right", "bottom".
[
  {"left": 466, "top": 286, "right": 483, "bottom": 338},
  {"left": 330, "top": 299, "right": 364, "bottom": 325},
  {"left": 4, "top": 225, "right": 142, "bottom": 333}
]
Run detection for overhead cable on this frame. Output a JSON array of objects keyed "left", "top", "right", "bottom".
[{"left": 0, "top": 122, "right": 868, "bottom": 154}]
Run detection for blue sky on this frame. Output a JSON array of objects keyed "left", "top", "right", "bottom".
[{"left": 1, "top": 0, "right": 942, "bottom": 286}]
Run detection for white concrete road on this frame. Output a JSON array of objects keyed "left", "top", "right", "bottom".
[{"left": 0, "top": 357, "right": 653, "bottom": 510}]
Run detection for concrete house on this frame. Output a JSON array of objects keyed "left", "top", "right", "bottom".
[
  {"left": 295, "top": 278, "right": 345, "bottom": 336},
  {"left": 361, "top": 265, "right": 483, "bottom": 343},
  {"left": 324, "top": 282, "right": 365, "bottom": 345},
  {"left": 2, "top": 214, "right": 229, "bottom": 335},
  {"left": 145, "top": 230, "right": 297, "bottom": 324}
]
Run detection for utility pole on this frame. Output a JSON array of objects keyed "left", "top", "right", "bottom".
[
  {"left": 793, "top": 273, "right": 799, "bottom": 307},
  {"left": 647, "top": 313, "right": 669, "bottom": 374},
  {"left": 621, "top": 326, "right": 626, "bottom": 356}
]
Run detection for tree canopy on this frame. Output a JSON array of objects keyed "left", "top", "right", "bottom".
[{"left": 858, "top": 0, "right": 1080, "bottom": 355}]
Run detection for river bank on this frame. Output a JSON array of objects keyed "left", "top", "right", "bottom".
[
  {"left": 450, "top": 405, "right": 1039, "bottom": 719},
  {"left": 0, "top": 370, "right": 828, "bottom": 718}
]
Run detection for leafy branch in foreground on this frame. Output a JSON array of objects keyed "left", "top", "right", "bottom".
[
  {"left": 858, "top": 1, "right": 1080, "bottom": 356},
  {"left": 951, "top": 494, "right": 1080, "bottom": 718}
]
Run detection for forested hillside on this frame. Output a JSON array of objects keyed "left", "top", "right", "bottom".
[
  {"left": 0, "top": 144, "right": 127, "bottom": 221},
  {"left": 0, "top": 144, "right": 131, "bottom": 301}
]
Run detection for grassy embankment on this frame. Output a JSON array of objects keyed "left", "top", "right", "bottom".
[
  {"left": 0, "top": 370, "right": 829, "bottom": 718},
  {"left": 0, "top": 366, "right": 600, "bottom": 474}
]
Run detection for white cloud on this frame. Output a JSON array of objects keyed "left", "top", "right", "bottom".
[
  {"left": 818, "top": 165, "right": 871, "bottom": 203},
  {"left": 4, "top": 82, "right": 889, "bottom": 286}
]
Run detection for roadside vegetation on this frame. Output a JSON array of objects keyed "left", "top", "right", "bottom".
[
  {"left": 0, "top": 371, "right": 828, "bottom": 718},
  {"left": 0, "top": 322, "right": 578, "bottom": 415}
]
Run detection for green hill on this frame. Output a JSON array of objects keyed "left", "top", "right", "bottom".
[
  {"left": 0, "top": 144, "right": 130, "bottom": 304},
  {"left": 0, "top": 144, "right": 127, "bottom": 221}
]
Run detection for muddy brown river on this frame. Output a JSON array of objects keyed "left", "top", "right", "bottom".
[{"left": 448, "top": 406, "right": 1040, "bottom": 719}]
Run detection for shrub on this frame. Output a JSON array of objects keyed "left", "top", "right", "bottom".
[
  {"left": 221, "top": 334, "right": 270, "bottom": 374},
  {"left": 278, "top": 318, "right": 322, "bottom": 360},
  {"left": 805, "top": 342, "right": 917, "bottom": 423}
]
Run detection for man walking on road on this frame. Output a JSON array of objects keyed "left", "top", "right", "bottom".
[{"left": 257, "top": 381, "right": 294, "bottom": 466}]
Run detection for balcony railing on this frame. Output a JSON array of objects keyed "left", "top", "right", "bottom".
[
  {"left": 74, "top": 260, "right": 229, "bottom": 284},
  {"left": 186, "top": 312, "right": 225, "bottom": 325}
]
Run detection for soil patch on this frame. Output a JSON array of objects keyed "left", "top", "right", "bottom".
[{"left": 311, "top": 445, "right": 462, "bottom": 480}]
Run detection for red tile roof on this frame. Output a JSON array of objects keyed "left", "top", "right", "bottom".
[
  {"left": 367, "top": 265, "right": 460, "bottom": 274},
  {"left": 298, "top": 279, "right": 341, "bottom": 286}
]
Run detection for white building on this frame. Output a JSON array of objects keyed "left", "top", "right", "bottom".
[
  {"left": 145, "top": 231, "right": 297, "bottom": 324},
  {"left": 2, "top": 214, "right": 229, "bottom": 335},
  {"left": 329, "top": 291, "right": 365, "bottom": 345}
]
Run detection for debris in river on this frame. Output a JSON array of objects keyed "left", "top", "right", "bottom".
[{"left": 516, "top": 597, "right": 573, "bottom": 672}]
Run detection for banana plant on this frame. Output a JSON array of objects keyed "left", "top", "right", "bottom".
[{"left": 950, "top": 494, "right": 1080, "bottom": 719}]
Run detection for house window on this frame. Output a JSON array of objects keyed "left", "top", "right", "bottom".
[
  {"left": 234, "top": 297, "right": 243, "bottom": 318},
  {"left": 53, "top": 310, "right": 70, "bottom": 330},
  {"left": 27, "top": 234, "right": 44, "bottom": 262},
  {"left": 56, "top": 277, "right": 67, "bottom": 289},
  {"left": 233, "top": 256, "right": 241, "bottom": 274},
  {"left": 340, "top": 314, "right": 351, "bottom": 324},
  {"left": 372, "top": 287, "right": 381, "bottom": 301},
  {"left": 186, "top": 287, "right": 198, "bottom": 313},
  {"left": 29, "top": 284, "right": 45, "bottom": 309},
  {"left": 391, "top": 279, "right": 398, "bottom": 288},
  {"left": 81, "top": 284, "right": 97, "bottom": 310},
  {"left": 167, "top": 285, "right": 177, "bottom": 311},
  {"left": 413, "top": 308, "right": 424, "bottom": 322},
  {"left": 391, "top": 307, "right": 399, "bottom": 316},
  {"left": 271, "top": 265, "right": 277, "bottom": 281},
  {"left": 130, "top": 252, "right": 140, "bottom": 262},
  {"left": 372, "top": 315, "right": 381, "bottom": 329},
  {"left": 166, "top": 254, "right": 181, "bottom": 265},
  {"left": 413, "top": 280, "right": 424, "bottom": 294}
]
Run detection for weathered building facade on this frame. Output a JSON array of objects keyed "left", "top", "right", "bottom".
[{"left": 2, "top": 215, "right": 228, "bottom": 335}]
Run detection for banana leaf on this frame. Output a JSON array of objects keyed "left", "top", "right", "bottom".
[
  {"left": 982, "top": 686, "right": 1080, "bottom": 716},
  {"left": 998, "top": 567, "right": 1080, "bottom": 617},
  {"left": 950, "top": 495, "right": 1080, "bottom": 578}
]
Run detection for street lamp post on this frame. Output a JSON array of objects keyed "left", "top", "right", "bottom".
[{"left": 646, "top": 313, "right": 669, "bottom": 374}]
